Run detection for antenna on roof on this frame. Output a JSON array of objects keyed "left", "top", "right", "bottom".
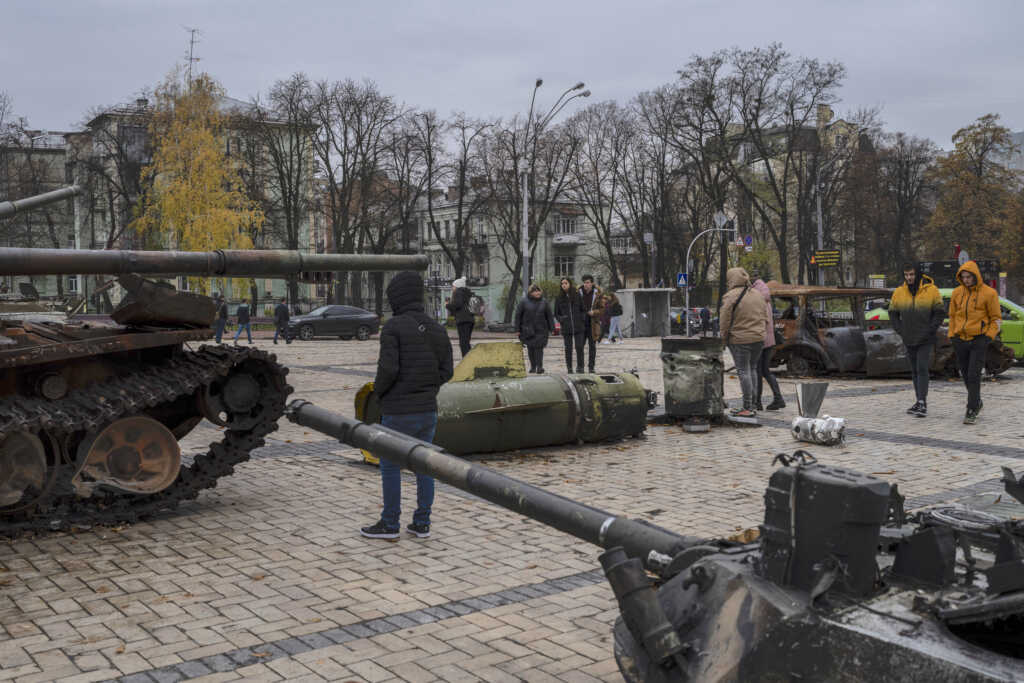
[{"left": 184, "top": 26, "right": 202, "bottom": 90}]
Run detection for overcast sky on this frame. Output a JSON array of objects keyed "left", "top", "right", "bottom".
[{"left": 3, "top": 0, "right": 1021, "bottom": 145}]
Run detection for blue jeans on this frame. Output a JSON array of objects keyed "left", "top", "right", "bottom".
[
  {"left": 608, "top": 316, "right": 622, "bottom": 341},
  {"left": 379, "top": 412, "right": 437, "bottom": 529},
  {"left": 214, "top": 319, "right": 226, "bottom": 343},
  {"left": 233, "top": 322, "right": 252, "bottom": 343}
]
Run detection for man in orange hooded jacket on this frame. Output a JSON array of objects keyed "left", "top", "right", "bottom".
[{"left": 947, "top": 260, "right": 1001, "bottom": 424}]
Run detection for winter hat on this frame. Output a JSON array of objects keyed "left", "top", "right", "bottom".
[
  {"left": 386, "top": 271, "right": 425, "bottom": 313},
  {"left": 452, "top": 277, "right": 467, "bottom": 289}
]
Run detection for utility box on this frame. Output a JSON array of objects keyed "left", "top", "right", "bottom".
[
  {"left": 616, "top": 288, "right": 673, "bottom": 337},
  {"left": 661, "top": 336, "right": 723, "bottom": 419}
]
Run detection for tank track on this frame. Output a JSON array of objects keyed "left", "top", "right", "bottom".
[{"left": 0, "top": 345, "right": 291, "bottom": 535}]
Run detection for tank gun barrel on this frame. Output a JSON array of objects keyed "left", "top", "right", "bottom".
[
  {"left": 286, "top": 399, "right": 705, "bottom": 572},
  {"left": 0, "top": 185, "right": 81, "bottom": 219},
  {"left": 0, "top": 247, "right": 426, "bottom": 276}
]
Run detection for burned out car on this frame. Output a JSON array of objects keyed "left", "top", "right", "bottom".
[{"left": 766, "top": 282, "right": 1015, "bottom": 377}]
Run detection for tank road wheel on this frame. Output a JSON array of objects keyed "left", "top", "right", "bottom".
[
  {"left": 299, "top": 324, "right": 315, "bottom": 341},
  {"left": 357, "top": 325, "right": 371, "bottom": 341},
  {"left": 72, "top": 416, "right": 181, "bottom": 496},
  {"left": 0, "top": 431, "right": 52, "bottom": 510},
  {"left": 200, "top": 358, "right": 285, "bottom": 431},
  {"left": 787, "top": 353, "right": 817, "bottom": 377}
]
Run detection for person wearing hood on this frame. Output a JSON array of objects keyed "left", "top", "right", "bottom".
[
  {"left": 947, "top": 260, "right": 1001, "bottom": 425},
  {"left": 555, "top": 277, "right": 587, "bottom": 373},
  {"left": 888, "top": 263, "right": 945, "bottom": 417},
  {"left": 751, "top": 278, "right": 785, "bottom": 411},
  {"left": 719, "top": 267, "right": 769, "bottom": 418},
  {"left": 361, "top": 271, "right": 454, "bottom": 540},
  {"left": 515, "top": 284, "right": 555, "bottom": 373},
  {"left": 446, "top": 277, "right": 476, "bottom": 357}
]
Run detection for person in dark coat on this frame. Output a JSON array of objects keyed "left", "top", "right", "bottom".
[
  {"left": 273, "top": 297, "right": 291, "bottom": 345},
  {"left": 233, "top": 299, "right": 252, "bottom": 344},
  {"left": 446, "top": 277, "right": 476, "bottom": 357},
  {"left": 515, "top": 284, "right": 555, "bottom": 374},
  {"left": 213, "top": 294, "right": 228, "bottom": 343},
  {"left": 578, "top": 274, "right": 602, "bottom": 372},
  {"left": 361, "top": 271, "right": 454, "bottom": 540},
  {"left": 700, "top": 306, "right": 711, "bottom": 336},
  {"left": 555, "top": 277, "right": 587, "bottom": 373}
]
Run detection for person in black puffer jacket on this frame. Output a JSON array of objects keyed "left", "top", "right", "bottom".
[
  {"left": 554, "top": 277, "right": 587, "bottom": 372},
  {"left": 361, "top": 271, "right": 454, "bottom": 541},
  {"left": 515, "top": 284, "right": 555, "bottom": 373},
  {"left": 446, "top": 277, "right": 476, "bottom": 358}
]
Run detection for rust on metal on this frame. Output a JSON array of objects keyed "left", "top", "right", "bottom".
[{"left": 0, "top": 329, "right": 209, "bottom": 368}]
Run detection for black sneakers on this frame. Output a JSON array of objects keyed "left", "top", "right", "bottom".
[
  {"left": 766, "top": 398, "right": 786, "bottom": 411},
  {"left": 963, "top": 409, "right": 978, "bottom": 425},
  {"left": 907, "top": 401, "right": 922, "bottom": 415},
  {"left": 360, "top": 521, "right": 399, "bottom": 539},
  {"left": 909, "top": 401, "right": 927, "bottom": 418},
  {"left": 406, "top": 522, "right": 430, "bottom": 538}
]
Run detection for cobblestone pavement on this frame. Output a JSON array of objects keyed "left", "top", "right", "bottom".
[{"left": 2, "top": 334, "right": 1023, "bottom": 682}]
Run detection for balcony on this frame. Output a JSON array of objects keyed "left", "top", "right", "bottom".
[
  {"left": 552, "top": 233, "right": 584, "bottom": 246},
  {"left": 467, "top": 276, "right": 489, "bottom": 287}
]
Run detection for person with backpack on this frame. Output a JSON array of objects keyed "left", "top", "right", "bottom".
[
  {"left": 361, "top": 272, "right": 454, "bottom": 540},
  {"left": 233, "top": 298, "right": 252, "bottom": 345},
  {"left": 515, "top": 284, "right": 555, "bottom": 373},
  {"left": 719, "top": 267, "right": 768, "bottom": 418},
  {"left": 555, "top": 277, "right": 587, "bottom": 373},
  {"left": 446, "top": 277, "right": 476, "bottom": 357},
  {"left": 604, "top": 292, "right": 624, "bottom": 344}
]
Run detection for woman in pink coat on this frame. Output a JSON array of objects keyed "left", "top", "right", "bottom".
[{"left": 752, "top": 279, "right": 786, "bottom": 411}]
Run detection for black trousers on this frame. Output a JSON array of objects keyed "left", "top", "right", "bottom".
[
  {"left": 456, "top": 322, "right": 474, "bottom": 357},
  {"left": 953, "top": 336, "right": 989, "bottom": 412},
  {"left": 527, "top": 345, "right": 545, "bottom": 372},
  {"left": 563, "top": 332, "right": 585, "bottom": 371},
  {"left": 584, "top": 334, "right": 596, "bottom": 371},
  {"left": 756, "top": 347, "right": 782, "bottom": 403},
  {"left": 905, "top": 343, "right": 933, "bottom": 402}
]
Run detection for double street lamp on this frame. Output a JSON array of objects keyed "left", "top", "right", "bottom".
[{"left": 520, "top": 78, "right": 590, "bottom": 298}]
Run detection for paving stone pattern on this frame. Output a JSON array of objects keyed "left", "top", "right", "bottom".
[{"left": 2, "top": 335, "right": 1022, "bottom": 682}]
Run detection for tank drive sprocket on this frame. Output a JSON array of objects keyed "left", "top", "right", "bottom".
[{"left": 0, "top": 345, "right": 291, "bottom": 534}]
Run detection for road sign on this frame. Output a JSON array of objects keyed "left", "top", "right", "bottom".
[
  {"left": 643, "top": 232, "right": 654, "bottom": 245},
  {"left": 958, "top": 249, "right": 970, "bottom": 266},
  {"left": 744, "top": 245, "right": 753, "bottom": 252},
  {"left": 744, "top": 234, "right": 753, "bottom": 247},
  {"left": 735, "top": 233, "right": 744, "bottom": 247},
  {"left": 677, "top": 272, "right": 687, "bottom": 287},
  {"left": 813, "top": 249, "right": 841, "bottom": 268}
]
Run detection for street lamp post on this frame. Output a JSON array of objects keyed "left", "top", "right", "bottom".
[
  {"left": 683, "top": 212, "right": 735, "bottom": 337},
  {"left": 520, "top": 79, "right": 590, "bottom": 298}
]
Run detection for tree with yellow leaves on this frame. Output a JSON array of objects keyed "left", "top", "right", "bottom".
[{"left": 133, "top": 70, "right": 263, "bottom": 294}]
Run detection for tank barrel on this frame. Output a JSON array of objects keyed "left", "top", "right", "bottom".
[
  {"left": 0, "top": 247, "right": 427, "bottom": 276},
  {"left": 286, "top": 399, "right": 704, "bottom": 571},
  {"left": 0, "top": 185, "right": 81, "bottom": 219}
]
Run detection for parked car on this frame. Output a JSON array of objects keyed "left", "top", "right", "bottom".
[
  {"left": 866, "top": 289, "right": 1024, "bottom": 362},
  {"left": 767, "top": 282, "right": 1015, "bottom": 377},
  {"left": 287, "top": 305, "right": 380, "bottom": 341}
]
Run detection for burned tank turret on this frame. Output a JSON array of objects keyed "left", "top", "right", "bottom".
[
  {"left": 0, "top": 242, "right": 426, "bottom": 534},
  {"left": 287, "top": 400, "right": 1024, "bottom": 682}
]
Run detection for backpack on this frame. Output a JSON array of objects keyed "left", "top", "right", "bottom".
[{"left": 469, "top": 295, "right": 486, "bottom": 316}]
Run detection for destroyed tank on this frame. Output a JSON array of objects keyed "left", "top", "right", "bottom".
[
  {"left": 288, "top": 400, "right": 1024, "bottom": 682},
  {"left": 0, "top": 188, "right": 426, "bottom": 533}
]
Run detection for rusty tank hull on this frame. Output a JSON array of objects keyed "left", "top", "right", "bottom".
[
  {"left": 0, "top": 241, "right": 425, "bottom": 533},
  {"left": 288, "top": 401, "right": 1024, "bottom": 682}
]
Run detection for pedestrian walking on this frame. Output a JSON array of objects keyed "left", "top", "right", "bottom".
[
  {"left": 751, "top": 279, "right": 785, "bottom": 411},
  {"left": 700, "top": 306, "right": 711, "bottom": 337},
  {"left": 361, "top": 272, "right": 454, "bottom": 540},
  {"left": 555, "top": 277, "right": 587, "bottom": 373},
  {"left": 604, "top": 292, "right": 624, "bottom": 343},
  {"left": 947, "top": 261, "right": 1001, "bottom": 425},
  {"left": 213, "top": 294, "right": 228, "bottom": 343},
  {"left": 273, "top": 297, "right": 291, "bottom": 345},
  {"left": 578, "top": 275, "right": 603, "bottom": 372},
  {"left": 515, "top": 284, "right": 555, "bottom": 374},
  {"left": 889, "top": 263, "right": 944, "bottom": 417},
  {"left": 719, "top": 267, "right": 768, "bottom": 418},
  {"left": 233, "top": 299, "right": 252, "bottom": 344},
  {"left": 446, "top": 277, "right": 476, "bottom": 357}
]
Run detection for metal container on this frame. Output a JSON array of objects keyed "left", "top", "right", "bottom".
[{"left": 660, "top": 336, "right": 723, "bottom": 419}]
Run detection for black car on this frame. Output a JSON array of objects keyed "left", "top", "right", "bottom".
[{"left": 288, "top": 305, "right": 380, "bottom": 341}]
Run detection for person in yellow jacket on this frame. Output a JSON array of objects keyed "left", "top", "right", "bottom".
[
  {"left": 888, "top": 264, "right": 945, "bottom": 417},
  {"left": 947, "top": 260, "right": 1001, "bottom": 424}
]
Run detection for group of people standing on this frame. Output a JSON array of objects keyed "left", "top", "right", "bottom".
[{"left": 514, "top": 275, "right": 623, "bottom": 374}]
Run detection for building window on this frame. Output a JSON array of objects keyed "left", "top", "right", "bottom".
[
  {"left": 67, "top": 276, "right": 78, "bottom": 293},
  {"left": 554, "top": 256, "right": 575, "bottom": 278},
  {"left": 611, "top": 236, "right": 631, "bottom": 252},
  {"left": 556, "top": 217, "right": 576, "bottom": 234}
]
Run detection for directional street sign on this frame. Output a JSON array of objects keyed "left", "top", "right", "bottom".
[{"left": 677, "top": 272, "right": 688, "bottom": 287}]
